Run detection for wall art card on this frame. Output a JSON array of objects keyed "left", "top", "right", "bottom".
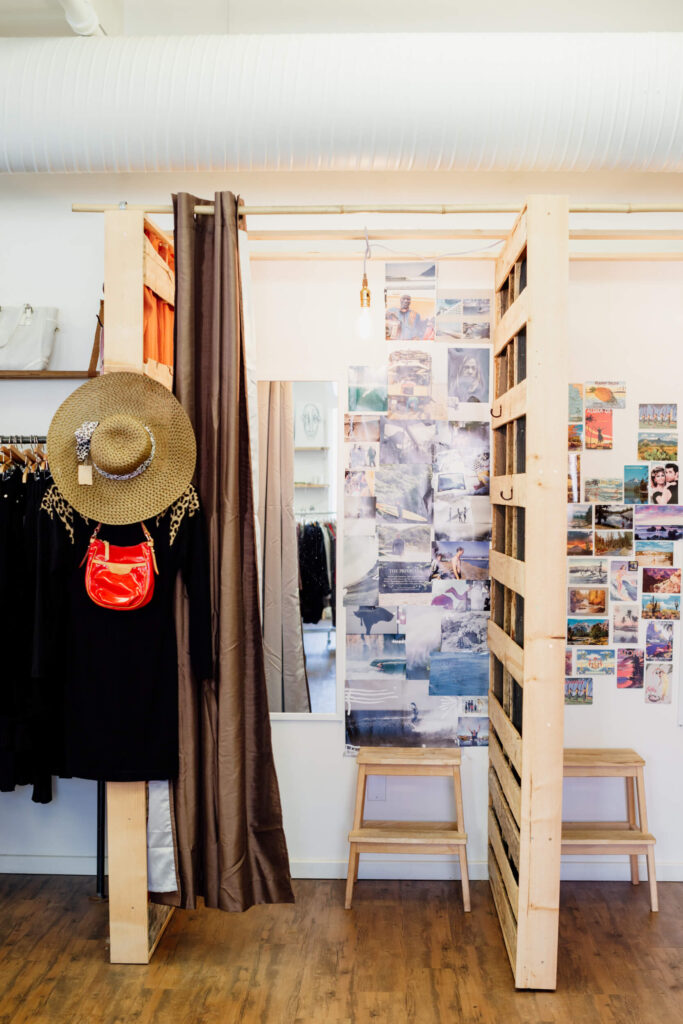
[
  {"left": 612, "top": 603, "right": 640, "bottom": 642},
  {"left": 435, "top": 295, "right": 463, "bottom": 340},
  {"left": 345, "top": 691, "right": 462, "bottom": 750},
  {"left": 386, "top": 261, "right": 437, "bottom": 290},
  {"left": 637, "top": 431, "right": 677, "bottom": 462},
  {"left": 585, "top": 409, "right": 613, "bottom": 450},
  {"left": 568, "top": 453, "right": 581, "bottom": 503},
  {"left": 429, "top": 650, "right": 489, "bottom": 696},
  {"left": 345, "top": 441, "right": 379, "bottom": 470},
  {"left": 641, "top": 567, "right": 681, "bottom": 595},
  {"left": 594, "top": 529, "right": 633, "bottom": 556},
  {"left": 568, "top": 423, "right": 583, "bottom": 451},
  {"left": 387, "top": 394, "right": 435, "bottom": 420},
  {"left": 432, "top": 539, "right": 490, "bottom": 581},
  {"left": 440, "top": 612, "right": 489, "bottom": 653},
  {"left": 458, "top": 696, "right": 488, "bottom": 718},
  {"left": 609, "top": 560, "right": 638, "bottom": 602},
  {"left": 435, "top": 290, "right": 492, "bottom": 342},
  {"left": 378, "top": 523, "right": 431, "bottom": 562},
  {"left": 567, "top": 558, "right": 609, "bottom": 585},
  {"left": 635, "top": 540, "right": 674, "bottom": 567},
  {"left": 585, "top": 381, "right": 626, "bottom": 409},
  {"left": 433, "top": 493, "right": 492, "bottom": 536},
  {"left": 375, "top": 464, "right": 433, "bottom": 524},
  {"left": 346, "top": 606, "right": 400, "bottom": 636},
  {"left": 594, "top": 505, "right": 633, "bottom": 530},
  {"left": 379, "top": 417, "right": 436, "bottom": 465},
  {"left": 567, "top": 617, "right": 609, "bottom": 646},
  {"left": 575, "top": 648, "right": 615, "bottom": 675},
  {"left": 624, "top": 465, "right": 649, "bottom": 504},
  {"left": 405, "top": 606, "right": 445, "bottom": 679},
  {"left": 344, "top": 495, "right": 376, "bottom": 521},
  {"left": 584, "top": 477, "right": 623, "bottom": 503},
  {"left": 463, "top": 296, "right": 491, "bottom": 318},
  {"left": 348, "top": 365, "right": 388, "bottom": 413},
  {"left": 431, "top": 579, "right": 490, "bottom": 612},
  {"left": 388, "top": 348, "right": 432, "bottom": 398},
  {"left": 644, "top": 662, "right": 673, "bottom": 703},
  {"left": 344, "top": 414, "right": 381, "bottom": 442},
  {"left": 634, "top": 504, "right": 683, "bottom": 541},
  {"left": 617, "top": 648, "right": 644, "bottom": 689},
  {"left": 345, "top": 633, "right": 406, "bottom": 680},
  {"left": 565, "top": 648, "right": 573, "bottom": 675},
  {"left": 344, "top": 469, "right": 375, "bottom": 497},
  {"left": 565, "top": 678, "right": 593, "bottom": 705},
  {"left": 385, "top": 291, "right": 436, "bottom": 342},
  {"left": 639, "top": 403, "right": 677, "bottom": 430},
  {"left": 343, "top": 534, "right": 379, "bottom": 606},
  {"left": 567, "top": 530, "right": 593, "bottom": 556},
  {"left": 568, "top": 587, "right": 607, "bottom": 615},
  {"left": 648, "top": 463, "right": 679, "bottom": 506},
  {"left": 345, "top": 680, "right": 404, "bottom": 711},
  {"left": 434, "top": 520, "right": 492, "bottom": 546},
  {"left": 567, "top": 504, "right": 593, "bottom": 529},
  {"left": 457, "top": 716, "right": 490, "bottom": 745},
  {"left": 433, "top": 421, "right": 490, "bottom": 494},
  {"left": 447, "top": 346, "right": 491, "bottom": 409},
  {"left": 379, "top": 561, "right": 432, "bottom": 597},
  {"left": 645, "top": 620, "right": 673, "bottom": 661},
  {"left": 642, "top": 593, "right": 680, "bottom": 619},
  {"left": 568, "top": 383, "right": 583, "bottom": 423}
]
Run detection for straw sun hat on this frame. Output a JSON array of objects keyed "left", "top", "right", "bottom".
[{"left": 47, "top": 372, "right": 197, "bottom": 525}]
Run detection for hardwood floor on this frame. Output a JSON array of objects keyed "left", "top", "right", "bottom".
[{"left": 0, "top": 876, "right": 682, "bottom": 1023}]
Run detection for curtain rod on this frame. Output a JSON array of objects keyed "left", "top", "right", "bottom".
[{"left": 72, "top": 202, "right": 683, "bottom": 216}]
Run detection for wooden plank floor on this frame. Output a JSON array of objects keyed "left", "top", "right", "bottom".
[{"left": 0, "top": 876, "right": 682, "bottom": 1023}]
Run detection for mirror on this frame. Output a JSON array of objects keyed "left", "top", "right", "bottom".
[{"left": 257, "top": 381, "right": 338, "bottom": 714}]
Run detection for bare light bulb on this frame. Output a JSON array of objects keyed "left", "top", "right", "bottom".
[{"left": 357, "top": 272, "right": 372, "bottom": 339}]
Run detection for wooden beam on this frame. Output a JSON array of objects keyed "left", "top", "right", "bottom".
[
  {"left": 489, "top": 807, "right": 520, "bottom": 914},
  {"left": 489, "top": 474, "right": 527, "bottom": 508},
  {"left": 487, "top": 620, "right": 524, "bottom": 687},
  {"left": 490, "top": 380, "right": 527, "bottom": 429},
  {"left": 495, "top": 208, "right": 527, "bottom": 292},
  {"left": 106, "top": 781, "right": 149, "bottom": 964},
  {"left": 489, "top": 693, "right": 523, "bottom": 775},
  {"left": 494, "top": 290, "right": 529, "bottom": 356},
  {"left": 488, "top": 767, "right": 520, "bottom": 870},
  {"left": 488, "top": 846, "right": 518, "bottom": 969},
  {"left": 103, "top": 210, "right": 144, "bottom": 374},
  {"left": 489, "top": 731, "right": 522, "bottom": 828},
  {"left": 489, "top": 550, "right": 525, "bottom": 598}
]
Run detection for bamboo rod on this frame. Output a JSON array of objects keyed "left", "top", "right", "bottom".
[
  {"left": 72, "top": 202, "right": 683, "bottom": 216},
  {"left": 247, "top": 251, "right": 683, "bottom": 263}
]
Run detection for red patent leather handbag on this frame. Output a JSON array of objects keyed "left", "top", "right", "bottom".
[{"left": 81, "top": 522, "right": 159, "bottom": 610}]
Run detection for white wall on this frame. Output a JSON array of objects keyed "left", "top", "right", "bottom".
[{"left": 0, "top": 172, "right": 682, "bottom": 886}]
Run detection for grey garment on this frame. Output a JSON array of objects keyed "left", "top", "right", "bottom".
[{"left": 147, "top": 781, "right": 178, "bottom": 893}]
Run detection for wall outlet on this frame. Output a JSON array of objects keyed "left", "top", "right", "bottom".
[{"left": 366, "top": 775, "right": 386, "bottom": 801}]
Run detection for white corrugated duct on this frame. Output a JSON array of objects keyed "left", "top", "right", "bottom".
[{"left": 1, "top": 33, "right": 682, "bottom": 173}]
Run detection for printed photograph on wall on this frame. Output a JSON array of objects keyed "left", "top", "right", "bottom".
[
  {"left": 405, "top": 606, "right": 445, "bottom": 680},
  {"left": 385, "top": 291, "right": 436, "bottom": 342},
  {"left": 344, "top": 495, "right": 376, "bottom": 521},
  {"left": 447, "top": 347, "right": 490, "bottom": 409},
  {"left": 638, "top": 431, "right": 678, "bottom": 462},
  {"left": 634, "top": 503, "right": 683, "bottom": 541},
  {"left": 567, "top": 617, "right": 609, "bottom": 646},
  {"left": 564, "top": 678, "right": 593, "bottom": 705},
  {"left": 429, "top": 650, "right": 489, "bottom": 695},
  {"left": 594, "top": 505, "right": 633, "bottom": 530},
  {"left": 344, "top": 469, "right": 375, "bottom": 497},
  {"left": 568, "top": 587, "right": 607, "bottom": 615},
  {"left": 584, "top": 478, "right": 623, "bottom": 503},
  {"left": 379, "top": 561, "right": 432, "bottom": 598},
  {"left": 639, "top": 403, "right": 677, "bottom": 430},
  {"left": 585, "top": 409, "right": 613, "bottom": 450},
  {"left": 379, "top": 418, "right": 436, "bottom": 465},
  {"left": 568, "top": 383, "right": 583, "bottom": 423},
  {"left": 440, "top": 612, "right": 489, "bottom": 653},
  {"left": 645, "top": 620, "right": 673, "bottom": 661},
  {"left": 649, "top": 463, "right": 679, "bottom": 505},
  {"left": 378, "top": 523, "right": 431, "bottom": 562},
  {"left": 567, "top": 530, "right": 593, "bottom": 556},
  {"left": 594, "top": 529, "right": 633, "bottom": 556},
  {"left": 644, "top": 662, "right": 672, "bottom": 703},
  {"left": 345, "top": 441, "right": 379, "bottom": 470},
  {"left": 388, "top": 348, "right": 432, "bottom": 398},
  {"left": 568, "top": 423, "right": 583, "bottom": 451},
  {"left": 345, "top": 414, "right": 381, "bottom": 442},
  {"left": 617, "top": 648, "right": 644, "bottom": 689},
  {"left": 565, "top": 649, "right": 573, "bottom": 675},
  {"left": 635, "top": 540, "right": 674, "bottom": 567},
  {"left": 568, "top": 453, "right": 581, "bottom": 502},
  {"left": 375, "top": 464, "right": 433, "bottom": 524},
  {"left": 567, "top": 504, "right": 593, "bottom": 529},
  {"left": 576, "top": 648, "right": 615, "bottom": 675},
  {"left": 568, "top": 558, "right": 608, "bottom": 585},
  {"left": 431, "top": 539, "right": 490, "bottom": 580},
  {"left": 609, "top": 560, "right": 638, "bottom": 602},
  {"left": 642, "top": 567, "right": 681, "bottom": 594},
  {"left": 348, "top": 365, "right": 388, "bottom": 413},
  {"left": 345, "top": 634, "right": 407, "bottom": 680},
  {"left": 343, "top": 534, "right": 379, "bottom": 606},
  {"left": 435, "top": 290, "right": 492, "bottom": 342},
  {"left": 431, "top": 579, "right": 490, "bottom": 611},
  {"left": 346, "top": 605, "right": 400, "bottom": 636},
  {"left": 433, "top": 421, "right": 490, "bottom": 494},
  {"left": 584, "top": 381, "right": 626, "bottom": 409},
  {"left": 642, "top": 594, "right": 680, "bottom": 620},
  {"left": 612, "top": 602, "right": 640, "bottom": 642},
  {"left": 624, "top": 464, "right": 649, "bottom": 504}
]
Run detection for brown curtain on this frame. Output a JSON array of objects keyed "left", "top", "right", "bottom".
[
  {"left": 163, "top": 192, "right": 294, "bottom": 910},
  {"left": 257, "top": 381, "right": 311, "bottom": 713}
]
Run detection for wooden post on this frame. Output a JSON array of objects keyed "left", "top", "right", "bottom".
[{"left": 487, "top": 196, "right": 568, "bottom": 990}]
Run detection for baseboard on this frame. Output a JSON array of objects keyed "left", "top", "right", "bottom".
[{"left": 0, "top": 855, "right": 101, "bottom": 875}]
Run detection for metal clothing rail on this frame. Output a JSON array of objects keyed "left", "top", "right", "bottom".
[
  {"left": 0, "top": 435, "right": 47, "bottom": 443},
  {"left": 73, "top": 203, "right": 683, "bottom": 216}
]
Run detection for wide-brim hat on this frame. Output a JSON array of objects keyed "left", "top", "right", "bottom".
[{"left": 47, "top": 372, "right": 196, "bottom": 525}]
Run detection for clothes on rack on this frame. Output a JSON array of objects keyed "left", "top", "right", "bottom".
[
  {"left": 143, "top": 226, "right": 175, "bottom": 388},
  {"left": 297, "top": 518, "right": 336, "bottom": 625}
]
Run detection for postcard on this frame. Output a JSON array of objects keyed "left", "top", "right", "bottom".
[
  {"left": 576, "top": 648, "right": 615, "bottom": 675},
  {"left": 378, "top": 523, "right": 431, "bottom": 562},
  {"left": 461, "top": 695, "right": 489, "bottom": 716},
  {"left": 344, "top": 495, "right": 376, "bottom": 521},
  {"left": 348, "top": 365, "right": 388, "bottom": 413},
  {"left": 637, "top": 431, "right": 678, "bottom": 462},
  {"left": 447, "top": 346, "right": 490, "bottom": 406},
  {"left": 634, "top": 540, "right": 674, "bottom": 567},
  {"left": 642, "top": 567, "right": 681, "bottom": 594},
  {"left": 343, "top": 534, "right": 379, "bottom": 607},
  {"left": 567, "top": 617, "right": 609, "bottom": 646},
  {"left": 642, "top": 594, "right": 680, "bottom": 620},
  {"left": 568, "top": 424, "right": 583, "bottom": 451},
  {"left": 345, "top": 441, "right": 379, "bottom": 470},
  {"left": 568, "top": 558, "right": 609, "bottom": 585},
  {"left": 432, "top": 421, "right": 490, "bottom": 494},
  {"left": 645, "top": 620, "right": 673, "bottom": 661},
  {"left": 344, "top": 680, "right": 404, "bottom": 712},
  {"left": 623, "top": 465, "right": 649, "bottom": 505},
  {"left": 379, "top": 417, "right": 436, "bottom": 466},
  {"left": 345, "top": 633, "right": 406, "bottom": 681},
  {"left": 567, "top": 530, "right": 593, "bottom": 557},
  {"left": 634, "top": 502, "right": 683, "bottom": 530},
  {"left": 609, "top": 560, "right": 638, "bottom": 602},
  {"left": 386, "top": 261, "right": 437, "bottom": 290},
  {"left": 568, "top": 587, "right": 607, "bottom": 615},
  {"left": 428, "top": 650, "right": 489, "bottom": 696},
  {"left": 568, "top": 383, "right": 583, "bottom": 423},
  {"left": 638, "top": 403, "right": 677, "bottom": 430},
  {"left": 565, "top": 678, "right": 593, "bottom": 705},
  {"left": 379, "top": 561, "right": 432, "bottom": 596},
  {"left": 375, "top": 464, "right": 433, "bottom": 524},
  {"left": 432, "top": 539, "right": 490, "bottom": 581},
  {"left": 344, "top": 469, "right": 375, "bottom": 497},
  {"left": 612, "top": 602, "right": 640, "bottom": 643},
  {"left": 388, "top": 348, "right": 432, "bottom": 398},
  {"left": 585, "top": 409, "right": 613, "bottom": 450},
  {"left": 346, "top": 606, "right": 400, "bottom": 636},
  {"left": 344, "top": 414, "right": 381, "bottom": 442},
  {"left": 431, "top": 579, "right": 490, "bottom": 612},
  {"left": 463, "top": 296, "right": 491, "bottom": 317},
  {"left": 435, "top": 290, "right": 491, "bottom": 342},
  {"left": 457, "top": 716, "right": 490, "bottom": 746},
  {"left": 435, "top": 296, "right": 463, "bottom": 340},
  {"left": 594, "top": 529, "right": 633, "bottom": 556},
  {"left": 617, "top": 648, "right": 644, "bottom": 689},
  {"left": 649, "top": 463, "right": 679, "bottom": 506},
  {"left": 386, "top": 395, "right": 435, "bottom": 420},
  {"left": 644, "top": 662, "right": 672, "bottom": 703},
  {"left": 565, "top": 649, "right": 573, "bottom": 675},
  {"left": 594, "top": 505, "right": 633, "bottom": 530},
  {"left": 385, "top": 290, "right": 436, "bottom": 342},
  {"left": 567, "top": 504, "right": 593, "bottom": 529},
  {"left": 568, "top": 453, "right": 581, "bottom": 503},
  {"left": 440, "top": 612, "right": 489, "bottom": 654},
  {"left": 584, "top": 381, "right": 626, "bottom": 409},
  {"left": 405, "top": 606, "right": 445, "bottom": 679},
  {"left": 584, "top": 478, "right": 623, "bottom": 503},
  {"left": 433, "top": 493, "right": 492, "bottom": 537},
  {"left": 462, "top": 321, "right": 491, "bottom": 340}
]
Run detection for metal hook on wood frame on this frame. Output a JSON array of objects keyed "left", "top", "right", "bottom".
[
  {"left": 500, "top": 488, "right": 513, "bottom": 501},
  {"left": 490, "top": 405, "right": 502, "bottom": 418}
]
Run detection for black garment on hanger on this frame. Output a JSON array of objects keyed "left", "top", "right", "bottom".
[
  {"left": 33, "top": 485, "right": 211, "bottom": 783},
  {"left": 298, "top": 522, "right": 330, "bottom": 624}
]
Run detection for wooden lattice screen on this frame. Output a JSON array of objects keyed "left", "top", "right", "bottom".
[{"left": 487, "top": 196, "right": 569, "bottom": 990}]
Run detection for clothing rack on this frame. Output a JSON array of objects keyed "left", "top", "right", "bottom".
[{"left": 0, "top": 435, "right": 46, "bottom": 444}]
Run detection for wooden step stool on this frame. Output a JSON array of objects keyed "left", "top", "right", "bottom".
[
  {"left": 345, "top": 747, "right": 470, "bottom": 912},
  {"left": 562, "top": 748, "right": 657, "bottom": 911}
]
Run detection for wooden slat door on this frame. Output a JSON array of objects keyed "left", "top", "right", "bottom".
[{"left": 487, "top": 196, "right": 569, "bottom": 990}]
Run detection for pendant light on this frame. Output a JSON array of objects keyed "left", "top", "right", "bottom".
[{"left": 356, "top": 229, "right": 372, "bottom": 341}]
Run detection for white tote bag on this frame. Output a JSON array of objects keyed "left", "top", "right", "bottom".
[{"left": 0, "top": 305, "right": 58, "bottom": 371}]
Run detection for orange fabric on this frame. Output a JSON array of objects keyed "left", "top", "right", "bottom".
[{"left": 143, "top": 227, "right": 175, "bottom": 373}]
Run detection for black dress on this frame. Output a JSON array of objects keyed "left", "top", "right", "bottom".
[{"left": 33, "top": 483, "right": 211, "bottom": 782}]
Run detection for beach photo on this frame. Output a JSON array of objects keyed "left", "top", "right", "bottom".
[
  {"left": 433, "top": 421, "right": 490, "bottom": 494},
  {"left": 635, "top": 540, "right": 674, "bottom": 566},
  {"left": 433, "top": 493, "right": 492, "bottom": 535},
  {"left": 567, "top": 617, "right": 609, "bottom": 646},
  {"left": 584, "top": 409, "right": 613, "bottom": 450},
  {"left": 585, "top": 381, "right": 626, "bottom": 409},
  {"left": 463, "top": 296, "right": 491, "bottom": 317},
  {"left": 642, "top": 594, "right": 680, "bottom": 620},
  {"left": 375, "top": 463, "right": 433, "bottom": 524},
  {"left": 431, "top": 539, "right": 490, "bottom": 580},
  {"left": 429, "top": 650, "right": 489, "bottom": 696},
  {"left": 568, "top": 588, "right": 607, "bottom": 615},
  {"left": 584, "top": 477, "right": 623, "bottom": 503},
  {"left": 346, "top": 633, "right": 407, "bottom": 681},
  {"left": 623, "top": 465, "right": 649, "bottom": 504},
  {"left": 638, "top": 431, "right": 678, "bottom": 462},
  {"left": 645, "top": 620, "right": 673, "bottom": 661},
  {"left": 568, "top": 383, "right": 583, "bottom": 423},
  {"left": 609, "top": 560, "right": 638, "bottom": 602},
  {"left": 639, "top": 403, "right": 677, "bottom": 430},
  {"left": 568, "top": 558, "right": 609, "bottom": 585},
  {"left": 612, "top": 602, "right": 640, "bottom": 642},
  {"left": 634, "top": 503, "right": 683, "bottom": 533},
  {"left": 565, "top": 678, "right": 593, "bottom": 705},
  {"left": 348, "top": 365, "right": 388, "bottom": 413},
  {"left": 645, "top": 662, "right": 672, "bottom": 703},
  {"left": 576, "top": 649, "right": 615, "bottom": 675},
  {"left": 617, "top": 648, "right": 644, "bottom": 689}
]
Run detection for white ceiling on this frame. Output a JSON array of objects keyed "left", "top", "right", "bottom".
[{"left": 1, "top": 0, "right": 683, "bottom": 36}]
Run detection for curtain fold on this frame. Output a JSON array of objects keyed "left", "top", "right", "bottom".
[
  {"left": 163, "top": 191, "right": 293, "bottom": 911},
  {"left": 258, "top": 381, "right": 311, "bottom": 713}
]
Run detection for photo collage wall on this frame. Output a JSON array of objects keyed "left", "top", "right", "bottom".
[
  {"left": 567, "top": 385, "right": 680, "bottom": 705},
  {"left": 344, "top": 262, "right": 493, "bottom": 751}
]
